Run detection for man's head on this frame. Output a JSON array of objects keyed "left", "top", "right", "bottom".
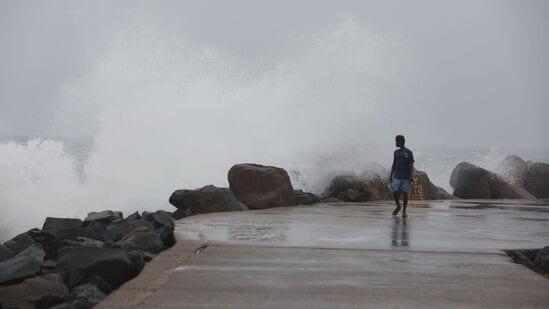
[{"left": 395, "top": 135, "right": 405, "bottom": 148}]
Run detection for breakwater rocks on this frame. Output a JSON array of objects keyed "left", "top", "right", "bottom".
[
  {"left": 506, "top": 246, "right": 549, "bottom": 275},
  {"left": 0, "top": 210, "right": 177, "bottom": 308},
  {"left": 451, "top": 155, "right": 548, "bottom": 199},
  {"left": 169, "top": 163, "right": 457, "bottom": 218}
]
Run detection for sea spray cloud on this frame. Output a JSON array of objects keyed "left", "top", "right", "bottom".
[
  {"left": 61, "top": 18, "right": 404, "bottom": 202},
  {"left": 0, "top": 18, "right": 406, "bottom": 239},
  {"left": 0, "top": 139, "right": 81, "bottom": 240}
]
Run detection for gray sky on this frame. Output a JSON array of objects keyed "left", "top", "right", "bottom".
[{"left": 1, "top": 0, "right": 548, "bottom": 148}]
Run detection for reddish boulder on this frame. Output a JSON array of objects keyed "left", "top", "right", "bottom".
[
  {"left": 412, "top": 170, "right": 455, "bottom": 200},
  {"left": 228, "top": 164, "right": 294, "bottom": 210}
]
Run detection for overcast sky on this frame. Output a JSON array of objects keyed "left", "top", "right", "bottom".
[{"left": 1, "top": 0, "right": 548, "bottom": 148}]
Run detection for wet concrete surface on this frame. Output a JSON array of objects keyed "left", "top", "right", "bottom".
[
  {"left": 99, "top": 200, "right": 549, "bottom": 308},
  {"left": 175, "top": 200, "right": 549, "bottom": 253}
]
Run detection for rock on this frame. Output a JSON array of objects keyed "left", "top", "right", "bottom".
[
  {"left": 0, "top": 244, "right": 15, "bottom": 263},
  {"left": 56, "top": 247, "right": 138, "bottom": 289},
  {"left": 534, "top": 246, "right": 549, "bottom": 274},
  {"left": 42, "top": 218, "right": 83, "bottom": 239},
  {"left": 228, "top": 163, "right": 294, "bottom": 210},
  {"left": 337, "top": 189, "right": 371, "bottom": 202},
  {"left": 107, "top": 219, "right": 154, "bottom": 242},
  {"left": 126, "top": 250, "right": 146, "bottom": 273},
  {"left": 323, "top": 174, "right": 390, "bottom": 202},
  {"left": 83, "top": 273, "right": 113, "bottom": 294},
  {"left": 69, "top": 284, "right": 106, "bottom": 308},
  {"left": 34, "top": 238, "right": 75, "bottom": 260},
  {"left": 125, "top": 211, "right": 141, "bottom": 223},
  {"left": 0, "top": 243, "right": 45, "bottom": 284},
  {"left": 292, "top": 190, "right": 321, "bottom": 205},
  {"left": 0, "top": 273, "right": 68, "bottom": 309},
  {"left": 320, "top": 197, "right": 343, "bottom": 203},
  {"left": 42, "top": 217, "right": 83, "bottom": 236},
  {"left": 76, "top": 237, "right": 105, "bottom": 248},
  {"left": 170, "top": 185, "right": 247, "bottom": 214},
  {"left": 116, "top": 225, "right": 164, "bottom": 254},
  {"left": 41, "top": 259, "right": 57, "bottom": 274},
  {"left": 172, "top": 208, "right": 188, "bottom": 220},
  {"left": 3, "top": 231, "right": 35, "bottom": 254},
  {"left": 362, "top": 175, "right": 392, "bottom": 201},
  {"left": 84, "top": 210, "right": 122, "bottom": 225},
  {"left": 142, "top": 211, "right": 174, "bottom": 231},
  {"left": 450, "top": 162, "right": 536, "bottom": 199},
  {"left": 83, "top": 220, "right": 115, "bottom": 242},
  {"left": 488, "top": 174, "right": 537, "bottom": 200},
  {"left": 412, "top": 170, "right": 455, "bottom": 200},
  {"left": 496, "top": 155, "right": 526, "bottom": 185},
  {"left": 522, "top": 162, "right": 549, "bottom": 198},
  {"left": 450, "top": 162, "right": 491, "bottom": 199}
]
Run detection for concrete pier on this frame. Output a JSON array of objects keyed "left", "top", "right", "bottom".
[{"left": 98, "top": 200, "right": 549, "bottom": 308}]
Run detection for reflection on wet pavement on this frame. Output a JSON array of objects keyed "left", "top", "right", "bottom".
[
  {"left": 175, "top": 200, "right": 549, "bottom": 253},
  {"left": 391, "top": 217, "right": 409, "bottom": 248}
]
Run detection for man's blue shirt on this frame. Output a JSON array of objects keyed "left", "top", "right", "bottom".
[{"left": 393, "top": 147, "right": 414, "bottom": 179}]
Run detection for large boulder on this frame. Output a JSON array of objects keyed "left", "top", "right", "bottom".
[
  {"left": 323, "top": 174, "right": 391, "bottom": 202},
  {"left": 41, "top": 217, "right": 106, "bottom": 241},
  {"left": 0, "top": 273, "right": 68, "bottom": 309},
  {"left": 496, "top": 155, "right": 527, "bottom": 185},
  {"left": 170, "top": 185, "right": 247, "bottom": 214},
  {"left": 522, "top": 162, "right": 549, "bottom": 198},
  {"left": 0, "top": 244, "right": 15, "bottom": 263},
  {"left": 413, "top": 170, "right": 455, "bottom": 200},
  {"left": 228, "top": 163, "right": 294, "bottom": 210},
  {"left": 3, "top": 231, "right": 35, "bottom": 254},
  {"left": 450, "top": 162, "right": 491, "bottom": 198},
  {"left": 42, "top": 218, "right": 83, "bottom": 238},
  {"left": 450, "top": 162, "right": 536, "bottom": 199},
  {"left": 0, "top": 243, "right": 45, "bottom": 284},
  {"left": 84, "top": 210, "right": 123, "bottom": 225},
  {"left": 56, "top": 247, "right": 138, "bottom": 289}
]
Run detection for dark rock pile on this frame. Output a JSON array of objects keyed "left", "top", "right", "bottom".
[
  {"left": 505, "top": 246, "right": 549, "bottom": 275},
  {"left": 0, "top": 210, "right": 176, "bottom": 309}
]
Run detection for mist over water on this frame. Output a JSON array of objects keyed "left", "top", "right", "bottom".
[{"left": 0, "top": 17, "right": 548, "bottom": 241}]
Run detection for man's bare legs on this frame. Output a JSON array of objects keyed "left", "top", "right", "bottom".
[
  {"left": 392, "top": 191, "right": 401, "bottom": 216},
  {"left": 402, "top": 192, "right": 408, "bottom": 218},
  {"left": 393, "top": 191, "right": 408, "bottom": 217}
]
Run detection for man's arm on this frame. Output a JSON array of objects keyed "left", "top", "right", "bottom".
[
  {"left": 409, "top": 162, "right": 414, "bottom": 182},
  {"left": 390, "top": 158, "right": 396, "bottom": 182},
  {"left": 408, "top": 152, "right": 415, "bottom": 182}
]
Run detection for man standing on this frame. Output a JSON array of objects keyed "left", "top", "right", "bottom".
[{"left": 390, "top": 135, "right": 414, "bottom": 218}]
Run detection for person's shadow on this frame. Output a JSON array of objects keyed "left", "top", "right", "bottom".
[{"left": 391, "top": 217, "right": 409, "bottom": 248}]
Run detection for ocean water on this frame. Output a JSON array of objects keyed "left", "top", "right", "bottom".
[{"left": 1, "top": 136, "right": 547, "bottom": 243}]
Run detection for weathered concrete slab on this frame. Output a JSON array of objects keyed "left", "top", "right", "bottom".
[{"left": 99, "top": 200, "right": 549, "bottom": 308}]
